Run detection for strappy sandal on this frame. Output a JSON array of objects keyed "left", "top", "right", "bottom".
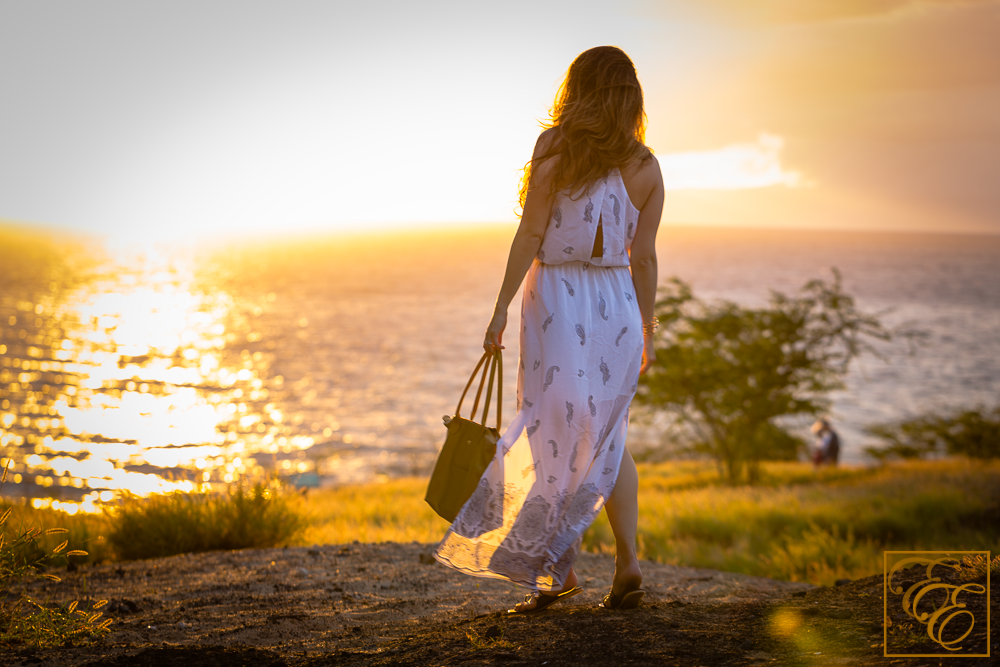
[
  {"left": 508, "top": 586, "right": 583, "bottom": 614},
  {"left": 599, "top": 588, "right": 645, "bottom": 609}
]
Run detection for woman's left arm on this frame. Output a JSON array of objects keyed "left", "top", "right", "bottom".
[
  {"left": 628, "top": 156, "right": 665, "bottom": 375},
  {"left": 484, "top": 134, "right": 557, "bottom": 353}
]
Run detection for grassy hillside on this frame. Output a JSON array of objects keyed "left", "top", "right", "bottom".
[{"left": 3, "top": 459, "right": 997, "bottom": 587}]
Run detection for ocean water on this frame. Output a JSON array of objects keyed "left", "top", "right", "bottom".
[{"left": 1, "top": 224, "right": 998, "bottom": 511}]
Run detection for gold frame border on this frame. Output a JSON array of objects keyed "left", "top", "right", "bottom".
[{"left": 883, "top": 550, "right": 991, "bottom": 658}]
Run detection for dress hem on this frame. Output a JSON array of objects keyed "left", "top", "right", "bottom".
[{"left": 432, "top": 550, "right": 563, "bottom": 592}]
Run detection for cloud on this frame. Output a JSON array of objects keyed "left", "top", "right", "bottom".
[
  {"left": 654, "top": 0, "right": 998, "bottom": 24},
  {"left": 659, "top": 134, "right": 806, "bottom": 190},
  {"left": 755, "top": 2, "right": 1000, "bottom": 94},
  {"left": 738, "top": 1, "right": 1000, "bottom": 225}
]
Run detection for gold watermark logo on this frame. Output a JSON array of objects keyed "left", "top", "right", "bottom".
[{"left": 883, "top": 551, "right": 990, "bottom": 658}]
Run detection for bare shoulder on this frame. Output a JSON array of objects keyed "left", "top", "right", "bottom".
[
  {"left": 529, "top": 128, "right": 562, "bottom": 184},
  {"left": 622, "top": 152, "right": 663, "bottom": 211},
  {"left": 533, "top": 127, "right": 561, "bottom": 158},
  {"left": 625, "top": 152, "right": 661, "bottom": 183}
]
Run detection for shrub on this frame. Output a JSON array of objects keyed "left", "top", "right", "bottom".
[
  {"left": 637, "top": 271, "right": 924, "bottom": 484},
  {"left": 106, "top": 481, "right": 306, "bottom": 561},
  {"left": 865, "top": 406, "right": 1000, "bottom": 461}
]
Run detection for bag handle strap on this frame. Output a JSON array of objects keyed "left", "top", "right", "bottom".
[
  {"left": 469, "top": 353, "right": 491, "bottom": 420},
  {"left": 481, "top": 352, "right": 498, "bottom": 427},
  {"left": 478, "top": 350, "right": 502, "bottom": 431},
  {"left": 456, "top": 351, "right": 490, "bottom": 420},
  {"left": 455, "top": 350, "right": 503, "bottom": 430}
]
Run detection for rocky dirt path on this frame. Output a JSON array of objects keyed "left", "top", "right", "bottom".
[{"left": 4, "top": 543, "right": 991, "bottom": 666}]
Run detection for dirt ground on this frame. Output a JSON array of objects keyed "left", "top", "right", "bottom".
[{"left": 2, "top": 543, "right": 994, "bottom": 667}]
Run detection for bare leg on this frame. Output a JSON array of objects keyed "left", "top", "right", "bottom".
[
  {"left": 511, "top": 447, "right": 639, "bottom": 611},
  {"left": 604, "top": 447, "right": 642, "bottom": 593}
]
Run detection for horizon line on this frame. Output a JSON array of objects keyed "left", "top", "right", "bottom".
[{"left": 3, "top": 216, "right": 1000, "bottom": 247}]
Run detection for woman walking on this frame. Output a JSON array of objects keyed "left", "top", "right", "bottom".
[{"left": 434, "top": 46, "right": 664, "bottom": 614}]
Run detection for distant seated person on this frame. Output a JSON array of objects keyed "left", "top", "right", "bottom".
[{"left": 810, "top": 419, "right": 840, "bottom": 467}]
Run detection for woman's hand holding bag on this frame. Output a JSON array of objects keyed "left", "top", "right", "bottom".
[{"left": 425, "top": 350, "right": 503, "bottom": 522}]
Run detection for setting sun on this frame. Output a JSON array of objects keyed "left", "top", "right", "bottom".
[{"left": 3, "top": 1, "right": 996, "bottom": 241}]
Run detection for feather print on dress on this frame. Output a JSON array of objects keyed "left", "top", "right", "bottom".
[
  {"left": 609, "top": 193, "right": 621, "bottom": 225},
  {"left": 554, "top": 206, "right": 563, "bottom": 229},
  {"left": 434, "top": 167, "right": 645, "bottom": 593},
  {"left": 538, "top": 249, "right": 545, "bottom": 261},
  {"left": 542, "top": 366, "right": 560, "bottom": 392},
  {"left": 615, "top": 327, "right": 628, "bottom": 347},
  {"left": 533, "top": 359, "right": 540, "bottom": 371},
  {"left": 575, "top": 324, "right": 586, "bottom": 346},
  {"left": 562, "top": 246, "right": 574, "bottom": 255},
  {"left": 561, "top": 278, "right": 575, "bottom": 296},
  {"left": 565, "top": 401, "right": 574, "bottom": 427},
  {"left": 626, "top": 221, "right": 634, "bottom": 240},
  {"left": 584, "top": 198, "right": 594, "bottom": 224}
]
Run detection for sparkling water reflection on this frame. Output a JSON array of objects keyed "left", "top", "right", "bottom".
[
  {"left": 0, "top": 226, "right": 514, "bottom": 513},
  {"left": 2, "top": 225, "right": 1000, "bottom": 513},
  {"left": 0, "top": 236, "right": 322, "bottom": 513}
]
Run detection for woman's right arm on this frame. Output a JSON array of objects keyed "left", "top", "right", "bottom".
[
  {"left": 628, "top": 156, "right": 664, "bottom": 374},
  {"left": 484, "top": 132, "right": 559, "bottom": 353}
]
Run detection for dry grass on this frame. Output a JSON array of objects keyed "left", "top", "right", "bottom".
[
  {"left": 299, "top": 458, "right": 1000, "bottom": 587},
  {"left": 3, "top": 459, "right": 997, "bottom": 590},
  {"left": 585, "top": 458, "right": 1000, "bottom": 585},
  {"left": 0, "top": 462, "right": 111, "bottom": 648},
  {"left": 298, "top": 477, "right": 450, "bottom": 546}
]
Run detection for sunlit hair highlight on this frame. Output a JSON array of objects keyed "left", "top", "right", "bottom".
[{"left": 519, "top": 46, "right": 651, "bottom": 212}]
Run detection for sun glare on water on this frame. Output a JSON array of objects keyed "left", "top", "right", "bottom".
[
  {"left": 1, "top": 225, "right": 508, "bottom": 515},
  {"left": 0, "top": 238, "right": 318, "bottom": 514}
]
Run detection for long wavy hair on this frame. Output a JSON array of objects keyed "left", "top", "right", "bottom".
[{"left": 519, "top": 46, "right": 651, "bottom": 212}]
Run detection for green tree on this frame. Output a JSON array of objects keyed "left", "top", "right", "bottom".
[
  {"left": 865, "top": 406, "right": 1000, "bottom": 461},
  {"left": 636, "top": 270, "right": 920, "bottom": 484}
]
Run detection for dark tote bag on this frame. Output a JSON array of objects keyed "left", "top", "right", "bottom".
[{"left": 425, "top": 350, "right": 503, "bottom": 522}]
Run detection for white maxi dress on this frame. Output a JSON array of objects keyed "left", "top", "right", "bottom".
[{"left": 435, "top": 168, "right": 644, "bottom": 592}]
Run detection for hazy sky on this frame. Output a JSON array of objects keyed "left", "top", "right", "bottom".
[{"left": 1, "top": 0, "right": 998, "bottom": 242}]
